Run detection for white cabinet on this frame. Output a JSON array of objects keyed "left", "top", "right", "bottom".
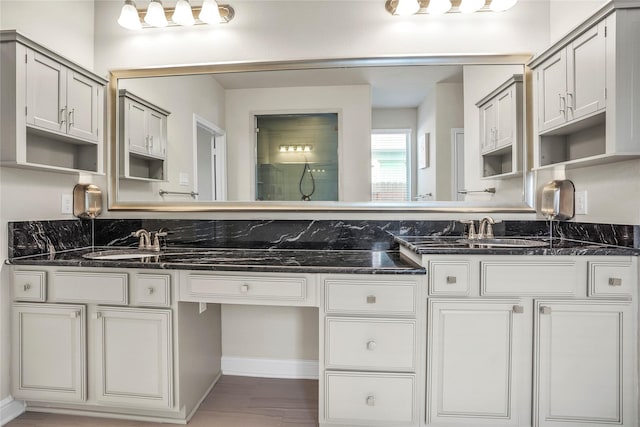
[
  {"left": 476, "top": 74, "right": 523, "bottom": 178},
  {"left": 534, "top": 300, "right": 635, "bottom": 427},
  {"left": 94, "top": 306, "right": 173, "bottom": 409},
  {"left": 119, "top": 89, "right": 169, "bottom": 181},
  {"left": 12, "top": 303, "right": 86, "bottom": 403},
  {"left": 532, "top": 6, "right": 640, "bottom": 168},
  {"left": 426, "top": 299, "right": 526, "bottom": 426},
  {"left": 0, "top": 31, "right": 105, "bottom": 174}
]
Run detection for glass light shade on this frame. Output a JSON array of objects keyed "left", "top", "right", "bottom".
[
  {"left": 427, "top": 0, "right": 452, "bottom": 14},
  {"left": 117, "top": 0, "right": 142, "bottom": 30},
  {"left": 459, "top": 0, "right": 485, "bottom": 13},
  {"left": 172, "top": 0, "right": 195, "bottom": 25},
  {"left": 489, "top": 0, "right": 517, "bottom": 12},
  {"left": 199, "top": 0, "right": 223, "bottom": 24},
  {"left": 144, "top": 0, "right": 168, "bottom": 27},
  {"left": 394, "top": 0, "right": 420, "bottom": 15}
]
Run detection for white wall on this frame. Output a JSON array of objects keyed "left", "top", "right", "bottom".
[
  {"left": 435, "top": 83, "right": 464, "bottom": 201},
  {"left": 549, "top": 0, "right": 610, "bottom": 42},
  {"left": 417, "top": 88, "right": 437, "bottom": 199}
]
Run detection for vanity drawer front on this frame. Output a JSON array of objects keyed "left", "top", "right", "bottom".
[
  {"left": 13, "top": 271, "right": 47, "bottom": 302},
  {"left": 50, "top": 271, "right": 128, "bottom": 305},
  {"left": 430, "top": 261, "right": 471, "bottom": 295},
  {"left": 131, "top": 274, "right": 171, "bottom": 307},
  {"left": 588, "top": 260, "right": 634, "bottom": 298},
  {"left": 481, "top": 260, "right": 578, "bottom": 296},
  {"left": 325, "top": 279, "right": 417, "bottom": 315},
  {"left": 325, "top": 372, "right": 416, "bottom": 425},
  {"left": 186, "top": 274, "right": 306, "bottom": 302},
  {"left": 325, "top": 318, "right": 416, "bottom": 371}
]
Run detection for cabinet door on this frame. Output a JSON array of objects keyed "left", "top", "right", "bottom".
[
  {"left": 537, "top": 50, "right": 567, "bottom": 132},
  {"left": 94, "top": 307, "right": 173, "bottom": 409},
  {"left": 147, "top": 109, "right": 166, "bottom": 158},
  {"left": 479, "top": 100, "right": 497, "bottom": 153},
  {"left": 495, "top": 86, "right": 515, "bottom": 149},
  {"left": 426, "top": 299, "right": 526, "bottom": 426},
  {"left": 566, "top": 21, "right": 606, "bottom": 121},
  {"left": 12, "top": 303, "right": 86, "bottom": 402},
  {"left": 124, "top": 99, "right": 148, "bottom": 155},
  {"left": 25, "top": 50, "right": 67, "bottom": 134},
  {"left": 534, "top": 300, "right": 634, "bottom": 427},
  {"left": 66, "top": 71, "right": 101, "bottom": 143}
]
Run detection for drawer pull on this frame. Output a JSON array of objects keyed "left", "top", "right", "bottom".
[
  {"left": 147, "top": 287, "right": 155, "bottom": 295},
  {"left": 540, "top": 306, "right": 552, "bottom": 315},
  {"left": 366, "top": 395, "right": 375, "bottom": 406},
  {"left": 446, "top": 276, "right": 457, "bottom": 284},
  {"left": 240, "top": 284, "right": 250, "bottom": 293},
  {"left": 512, "top": 305, "right": 524, "bottom": 314},
  {"left": 608, "top": 277, "right": 622, "bottom": 286},
  {"left": 366, "top": 295, "right": 376, "bottom": 304},
  {"left": 23, "top": 284, "right": 31, "bottom": 291},
  {"left": 366, "top": 340, "right": 377, "bottom": 351}
]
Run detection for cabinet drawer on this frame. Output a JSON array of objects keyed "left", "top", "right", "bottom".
[
  {"left": 325, "top": 372, "right": 416, "bottom": 425},
  {"left": 481, "top": 260, "right": 578, "bottom": 296},
  {"left": 13, "top": 271, "right": 46, "bottom": 302},
  {"left": 588, "top": 261, "right": 634, "bottom": 298},
  {"left": 325, "top": 279, "right": 417, "bottom": 315},
  {"left": 185, "top": 274, "right": 306, "bottom": 302},
  {"left": 131, "top": 274, "right": 171, "bottom": 307},
  {"left": 430, "top": 261, "right": 471, "bottom": 295},
  {"left": 325, "top": 318, "right": 416, "bottom": 371},
  {"left": 50, "top": 271, "right": 128, "bottom": 305}
]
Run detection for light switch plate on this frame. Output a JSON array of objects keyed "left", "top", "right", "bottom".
[
  {"left": 575, "top": 191, "right": 588, "bottom": 215},
  {"left": 61, "top": 194, "right": 73, "bottom": 214}
]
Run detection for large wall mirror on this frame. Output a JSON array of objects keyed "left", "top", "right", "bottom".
[{"left": 108, "top": 55, "right": 534, "bottom": 212}]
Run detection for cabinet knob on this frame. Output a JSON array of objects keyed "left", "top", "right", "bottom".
[
  {"left": 23, "top": 283, "right": 31, "bottom": 291},
  {"left": 608, "top": 277, "right": 622, "bottom": 286},
  {"left": 366, "top": 395, "right": 375, "bottom": 406},
  {"left": 512, "top": 305, "right": 524, "bottom": 314},
  {"left": 147, "top": 287, "right": 155, "bottom": 295},
  {"left": 446, "top": 276, "right": 457, "bottom": 284},
  {"left": 366, "top": 295, "right": 376, "bottom": 304},
  {"left": 540, "top": 306, "right": 552, "bottom": 315},
  {"left": 240, "top": 284, "right": 250, "bottom": 293},
  {"left": 366, "top": 340, "right": 377, "bottom": 351}
]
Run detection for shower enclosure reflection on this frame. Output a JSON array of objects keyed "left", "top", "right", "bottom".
[{"left": 255, "top": 113, "right": 339, "bottom": 201}]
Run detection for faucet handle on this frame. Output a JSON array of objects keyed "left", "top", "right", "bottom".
[{"left": 459, "top": 220, "right": 477, "bottom": 240}]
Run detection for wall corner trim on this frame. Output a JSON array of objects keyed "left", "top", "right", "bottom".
[{"left": 0, "top": 396, "right": 26, "bottom": 426}]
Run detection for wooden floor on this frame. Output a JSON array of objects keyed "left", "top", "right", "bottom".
[{"left": 6, "top": 376, "right": 319, "bottom": 427}]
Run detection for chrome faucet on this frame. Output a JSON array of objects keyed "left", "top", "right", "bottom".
[
  {"left": 459, "top": 220, "right": 477, "bottom": 240},
  {"left": 478, "top": 216, "right": 500, "bottom": 239},
  {"left": 132, "top": 229, "right": 151, "bottom": 250},
  {"left": 131, "top": 229, "right": 167, "bottom": 252}
]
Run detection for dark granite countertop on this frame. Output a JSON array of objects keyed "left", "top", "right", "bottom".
[
  {"left": 395, "top": 236, "right": 640, "bottom": 256},
  {"left": 6, "top": 247, "right": 426, "bottom": 275}
]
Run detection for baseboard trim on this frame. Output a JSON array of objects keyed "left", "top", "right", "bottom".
[
  {"left": 221, "top": 357, "right": 319, "bottom": 379},
  {"left": 1, "top": 396, "right": 26, "bottom": 426}
]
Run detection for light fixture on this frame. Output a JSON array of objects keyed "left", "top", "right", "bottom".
[
  {"left": 172, "top": 0, "right": 195, "bottom": 26},
  {"left": 117, "top": 0, "right": 142, "bottom": 30},
  {"left": 144, "top": 0, "right": 168, "bottom": 27},
  {"left": 200, "top": 0, "right": 223, "bottom": 24},
  {"left": 385, "top": 0, "right": 517, "bottom": 15},
  {"left": 118, "top": 0, "right": 235, "bottom": 30},
  {"left": 489, "top": 0, "right": 517, "bottom": 12},
  {"left": 279, "top": 145, "right": 313, "bottom": 153}
]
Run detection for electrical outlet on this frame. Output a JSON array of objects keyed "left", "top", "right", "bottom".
[
  {"left": 575, "top": 191, "right": 588, "bottom": 215},
  {"left": 61, "top": 194, "right": 73, "bottom": 214}
]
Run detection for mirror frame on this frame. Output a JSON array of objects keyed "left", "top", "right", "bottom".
[{"left": 108, "top": 54, "right": 535, "bottom": 213}]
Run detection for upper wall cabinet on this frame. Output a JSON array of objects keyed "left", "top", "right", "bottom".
[
  {"left": 0, "top": 31, "right": 106, "bottom": 174},
  {"left": 476, "top": 74, "right": 523, "bottom": 179},
  {"left": 530, "top": 6, "right": 640, "bottom": 169}
]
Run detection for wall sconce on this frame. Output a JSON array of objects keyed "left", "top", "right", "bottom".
[
  {"left": 118, "top": 0, "right": 235, "bottom": 30},
  {"left": 279, "top": 145, "right": 313, "bottom": 153},
  {"left": 385, "top": 0, "right": 517, "bottom": 15}
]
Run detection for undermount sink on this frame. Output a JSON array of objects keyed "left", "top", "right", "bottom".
[
  {"left": 82, "top": 249, "right": 161, "bottom": 260},
  {"left": 457, "top": 238, "right": 549, "bottom": 248}
]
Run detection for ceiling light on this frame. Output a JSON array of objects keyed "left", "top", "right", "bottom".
[
  {"left": 172, "top": 0, "right": 195, "bottom": 26},
  {"left": 144, "top": 0, "right": 168, "bottom": 27},
  {"left": 394, "top": 0, "right": 420, "bottom": 15},
  {"left": 489, "top": 0, "right": 517, "bottom": 11},
  {"left": 200, "top": 0, "right": 223, "bottom": 24},
  {"left": 117, "top": 0, "right": 142, "bottom": 30},
  {"left": 427, "top": 0, "right": 452, "bottom": 14},
  {"left": 459, "top": 0, "right": 485, "bottom": 13}
]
